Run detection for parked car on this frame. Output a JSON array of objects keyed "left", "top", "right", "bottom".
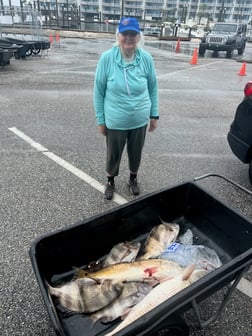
[
  {"left": 143, "top": 27, "right": 161, "bottom": 36},
  {"left": 199, "top": 22, "right": 247, "bottom": 58},
  {"left": 227, "top": 82, "right": 252, "bottom": 185}
]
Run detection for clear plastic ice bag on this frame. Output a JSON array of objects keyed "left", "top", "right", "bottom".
[
  {"left": 178, "top": 229, "right": 193, "bottom": 245},
  {"left": 159, "top": 242, "right": 222, "bottom": 271}
]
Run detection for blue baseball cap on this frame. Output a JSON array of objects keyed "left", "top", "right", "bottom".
[{"left": 118, "top": 17, "right": 140, "bottom": 34}]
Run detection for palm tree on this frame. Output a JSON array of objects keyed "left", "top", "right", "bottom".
[{"left": 197, "top": 4, "right": 207, "bottom": 25}]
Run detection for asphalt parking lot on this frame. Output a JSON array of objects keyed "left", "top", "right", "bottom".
[{"left": 0, "top": 32, "right": 251, "bottom": 336}]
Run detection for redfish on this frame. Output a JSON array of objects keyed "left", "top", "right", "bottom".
[
  {"left": 84, "top": 259, "right": 183, "bottom": 283},
  {"left": 104, "top": 264, "right": 195, "bottom": 336},
  {"left": 74, "top": 241, "right": 141, "bottom": 280}
]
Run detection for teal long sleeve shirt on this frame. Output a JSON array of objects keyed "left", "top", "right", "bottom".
[{"left": 93, "top": 46, "right": 159, "bottom": 130}]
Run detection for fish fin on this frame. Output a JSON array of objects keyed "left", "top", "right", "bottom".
[
  {"left": 144, "top": 267, "right": 158, "bottom": 277},
  {"left": 182, "top": 264, "right": 196, "bottom": 281},
  {"left": 71, "top": 266, "right": 86, "bottom": 280},
  {"left": 44, "top": 279, "right": 50, "bottom": 289},
  {"left": 120, "top": 308, "right": 132, "bottom": 320},
  {"left": 74, "top": 268, "right": 89, "bottom": 279},
  {"left": 45, "top": 279, "right": 56, "bottom": 296},
  {"left": 139, "top": 278, "right": 159, "bottom": 287},
  {"left": 100, "top": 316, "right": 117, "bottom": 324},
  {"left": 88, "top": 315, "right": 100, "bottom": 328},
  {"left": 61, "top": 308, "right": 78, "bottom": 318},
  {"left": 85, "top": 276, "right": 101, "bottom": 284},
  {"left": 159, "top": 276, "right": 174, "bottom": 283},
  {"left": 86, "top": 315, "right": 101, "bottom": 330}
]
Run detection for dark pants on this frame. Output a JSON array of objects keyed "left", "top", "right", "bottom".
[{"left": 106, "top": 125, "right": 147, "bottom": 176}]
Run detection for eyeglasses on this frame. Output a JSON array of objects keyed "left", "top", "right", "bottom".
[{"left": 121, "top": 31, "right": 138, "bottom": 37}]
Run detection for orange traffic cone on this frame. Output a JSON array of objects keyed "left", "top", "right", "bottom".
[
  {"left": 175, "top": 38, "right": 181, "bottom": 53},
  {"left": 190, "top": 48, "right": 198, "bottom": 65},
  {"left": 49, "top": 33, "right": 53, "bottom": 44},
  {"left": 237, "top": 62, "right": 247, "bottom": 76},
  {"left": 55, "top": 32, "right": 60, "bottom": 42}
]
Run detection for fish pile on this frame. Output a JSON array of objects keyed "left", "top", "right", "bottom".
[
  {"left": 104, "top": 264, "right": 196, "bottom": 336},
  {"left": 90, "top": 281, "right": 153, "bottom": 324},
  {"left": 47, "top": 221, "right": 221, "bottom": 334}
]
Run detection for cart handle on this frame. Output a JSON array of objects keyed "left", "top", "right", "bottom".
[{"left": 194, "top": 173, "right": 252, "bottom": 196}]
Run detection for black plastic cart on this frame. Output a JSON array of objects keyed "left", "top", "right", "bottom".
[{"left": 29, "top": 175, "right": 252, "bottom": 336}]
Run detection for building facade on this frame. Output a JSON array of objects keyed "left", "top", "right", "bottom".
[{"left": 0, "top": 0, "right": 252, "bottom": 26}]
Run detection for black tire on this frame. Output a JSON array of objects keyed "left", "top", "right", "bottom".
[
  {"left": 249, "top": 161, "right": 252, "bottom": 186},
  {"left": 32, "top": 48, "right": 41, "bottom": 55},
  {"left": 238, "top": 42, "right": 246, "bottom": 55},
  {"left": 198, "top": 46, "right": 206, "bottom": 56},
  {"left": 25, "top": 48, "right": 33, "bottom": 57},
  {"left": 226, "top": 45, "right": 235, "bottom": 58},
  {"left": 147, "top": 315, "right": 190, "bottom": 336}
]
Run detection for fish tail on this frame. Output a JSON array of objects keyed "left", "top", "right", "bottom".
[
  {"left": 182, "top": 264, "right": 196, "bottom": 281},
  {"left": 88, "top": 315, "right": 100, "bottom": 329},
  {"left": 45, "top": 280, "right": 55, "bottom": 296}
]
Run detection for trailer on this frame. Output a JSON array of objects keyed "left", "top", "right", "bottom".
[{"left": 29, "top": 175, "right": 252, "bottom": 336}]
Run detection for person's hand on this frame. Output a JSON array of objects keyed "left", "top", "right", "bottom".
[
  {"left": 98, "top": 125, "right": 107, "bottom": 136},
  {"left": 148, "top": 119, "right": 158, "bottom": 132}
]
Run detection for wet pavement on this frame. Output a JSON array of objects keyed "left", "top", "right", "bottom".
[{"left": 0, "top": 32, "right": 252, "bottom": 336}]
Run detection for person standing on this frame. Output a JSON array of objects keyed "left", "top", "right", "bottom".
[
  {"left": 229, "top": 81, "right": 252, "bottom": 146},
  {"left": 93, "top": 17, "right": 159, "bottom": 200}
]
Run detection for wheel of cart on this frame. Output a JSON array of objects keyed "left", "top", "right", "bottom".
[{"left": 144, "top": 315, "right": 189, "bottom": 336}]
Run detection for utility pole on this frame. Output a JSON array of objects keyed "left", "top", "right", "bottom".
[
  {"left": 218, "top": 0, "right": 225, "bottom": 22},
  {"left": 121, "top": 0, "right": 124, "bottom": 18}
]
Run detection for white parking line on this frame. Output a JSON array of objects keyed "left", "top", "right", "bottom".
[
  {"left": 237, "top": 277, "right": 252, "bottom": 299},
  {"left": 8, "top": 127, "right": 128, "bottom": 205},
  {"left": 157, "top": 60, "right": 223, "bottom": 79},
  {"left": 160, "top": 153, "right": 234, "bottom": 159},
  {"left": 8, "top": 126, "right": 252, "bottom": 299}
]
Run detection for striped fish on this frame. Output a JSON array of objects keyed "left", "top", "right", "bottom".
[
  {"left": 139, "top": 222, "right": 180, "bottom": 260},
  {"left": 90, "top": 282, "right": 153, "bottom": 324},
  {"left": 47, "top": 278, "right": 123, "bottom": 313},
  {"left": 103, "top": 241, "right": 141, "bottom": 267}
]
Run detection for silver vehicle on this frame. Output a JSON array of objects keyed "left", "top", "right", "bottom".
[{"left": 199, "top": 22, "right": 247, "bottom": 58}]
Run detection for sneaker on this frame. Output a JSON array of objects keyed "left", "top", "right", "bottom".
[
  {"left": 128, "top": 178, "right": 140, "bottom": 195},
  {"left": 104, "top": 182, "right": 115, "bottom": 200}
]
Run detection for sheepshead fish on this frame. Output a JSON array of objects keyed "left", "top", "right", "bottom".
[
  {"left": 84, "top": 259, "right": 183, "bottom": 283},
  {"left": 103, "top": 241, "right": 141, "bottom": 267},
  {"left": 139, "top": 222, "right": 180, "bottom": 260},
  {"left": 104, "top": 264, "right": 195, "bottom": 336},
  {"left": 90, "top": 282, "right": 153, "bottom": 324},
  {"left": 47, "top": 278, "right": 123, "bottom": 313}
]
